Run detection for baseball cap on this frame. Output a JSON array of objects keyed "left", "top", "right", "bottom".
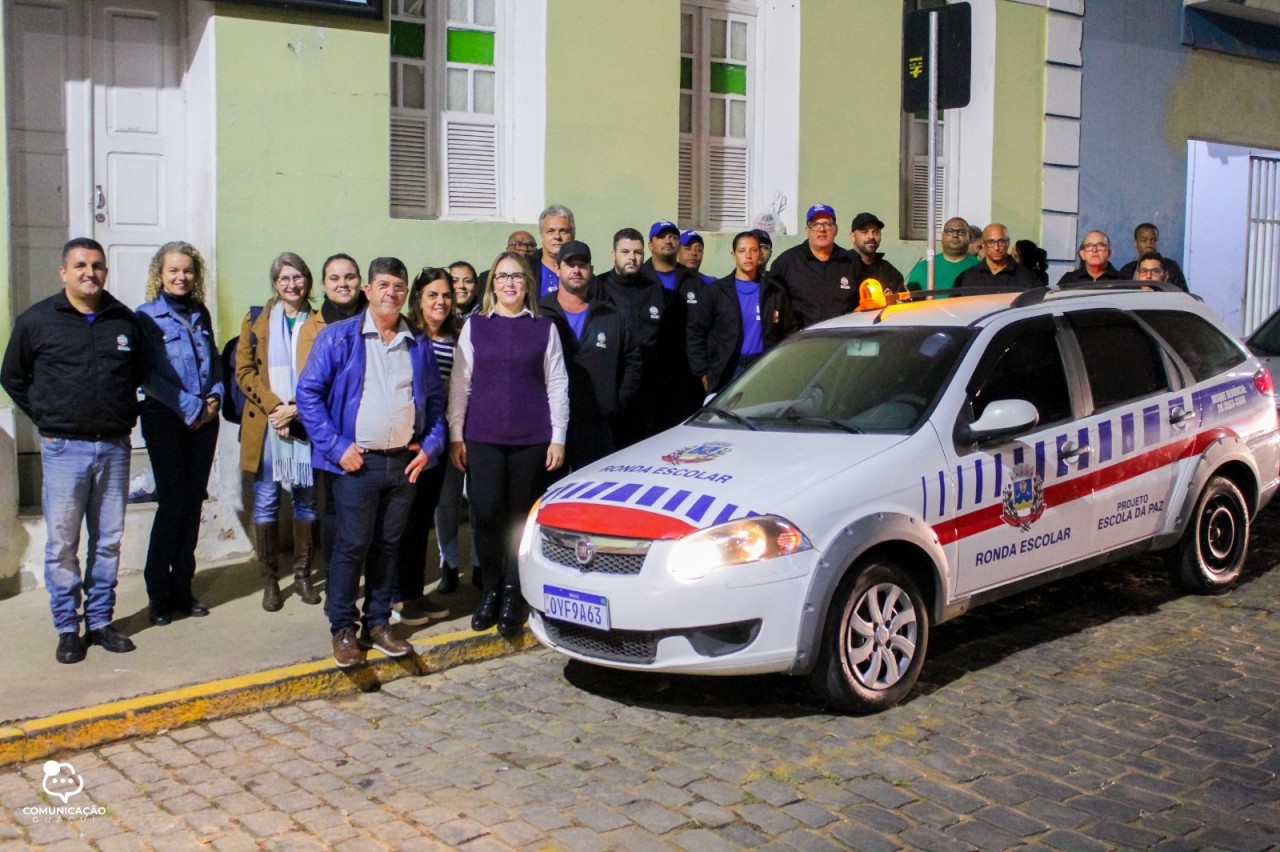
[
  {"left": 679, "top": 230, "right": 704, "bottom": 247},
  {"left": 851, "top": 212, "right": 886, "bottom": 231},
  {"left": 805, "top": 203, "right": 836, "bottom": 224},
  {"left": 649, "top": 220, "right": 680, "bottom": 240},
  {"left": 749, "top": 228, "right": 773, "bottom": 248},
  {"left": 558, "top": 240, "right": 591, "bottom": 263}
]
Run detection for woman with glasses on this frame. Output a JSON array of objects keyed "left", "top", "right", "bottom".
[
  {"left": 236, "top": 252, "right": 321, "bottom": 612},
  {"left": 448, "top": 252, "right": 568, "bottom": 636},
  {"left": 136, "top": 242, "right": 221, "bottom": 626}
]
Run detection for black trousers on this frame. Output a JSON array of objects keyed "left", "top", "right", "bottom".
[
  {"left": 395, "top": 459, "right": 447, "bottom": 601},
  {"left": 141, "top": 404, "right": 219, "bottom": 605},
  {"left": 466, "top": 440, "right": 547, "bottom": 590}
]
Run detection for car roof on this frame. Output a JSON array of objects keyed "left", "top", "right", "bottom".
[{"left": 807, "top": 283, "right": 1202, "bottom": 332}]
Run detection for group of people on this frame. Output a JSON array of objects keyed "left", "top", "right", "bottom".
[{"left": 1, "top": 205, "right": 1190, "bottom": 667}]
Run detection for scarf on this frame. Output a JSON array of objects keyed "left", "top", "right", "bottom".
[{"left": 266, "top": 300, "right": 312, "bottom": 487}]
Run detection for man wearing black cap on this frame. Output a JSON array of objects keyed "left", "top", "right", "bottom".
[
  {"left": 750, "top": 229, "right": 774, "bottom": 280},
  {"left": 849, "top": 212, "right": 905, "bottom": 293},
  {"left": 642, "top": 219, "right": 706, "bottom": 429},
  {"left": 539, "top": 240, "right": 641, "bottom": 470},
  {"left": 767, "top": 203, "right": 864, "bottom": 329}
]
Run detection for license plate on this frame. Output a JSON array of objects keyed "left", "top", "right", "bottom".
[{"left": 543, "top": 584, "right": 611, "bottom": 631}]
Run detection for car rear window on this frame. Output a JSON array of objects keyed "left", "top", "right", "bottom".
[{"left": 1136, "top": 310, "right": 1248, "bottom": 383}]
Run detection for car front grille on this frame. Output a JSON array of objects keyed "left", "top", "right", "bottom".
[
  {"left": 543, "top": 618, "right": 658, "bottom": 664},
  {"left": 540, "top": 527, "right": 650, "bottom": 575}
]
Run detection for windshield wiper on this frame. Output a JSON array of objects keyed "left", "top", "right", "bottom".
[
  {"left": 704, "top": 405, "right": 759, "bottom": 430},
  {"left": 784, "top": 414, "right": 863, "bottom": 434}
]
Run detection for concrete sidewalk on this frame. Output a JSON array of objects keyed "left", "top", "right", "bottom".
[{"left": 0, "top": 557, "right": 532, "bottom": 767}]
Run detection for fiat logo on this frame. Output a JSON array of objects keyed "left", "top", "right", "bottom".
[{"left": 574, "top": 536, "right": 595, "bottom": 567}]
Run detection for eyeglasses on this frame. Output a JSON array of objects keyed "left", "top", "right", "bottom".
[
  {"left": 508, "top": 241, "right": 536, "bottom": 250},
  {"left": 807, "top": 221, "right": 837, "bottom": 231},
  {"left": 1081, "top": 242, "right": 1110, "bottom": 252},
  {"left": 942, "top": 228, "right": 968, "bottom": 236},
  {"left": 276, "top": 274, "right": 306, "bottom": 285},
  {"left": 494, "top": 272, "right": 527, "bottom": 283},
  {"left": 984, "top": 238, "right": 1010, "bottom": 247},
  {"left": 1136, "top": 267, "right": 1165, "bottom": 278}
]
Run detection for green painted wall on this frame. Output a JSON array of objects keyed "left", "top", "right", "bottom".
[
  {"left": 1169, "top": 50, "right": 1280, "bottom": 151},
  {"left": 991, "top": 1, "right": 1045, "bottom": 241}
]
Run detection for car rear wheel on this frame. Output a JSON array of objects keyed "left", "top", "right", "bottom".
[
  {"left": 811, "top": 561, "right": 929, "bottom": 713},
  {"left": 1173, "top": 474, "right": 1249, "bottom": 594}
]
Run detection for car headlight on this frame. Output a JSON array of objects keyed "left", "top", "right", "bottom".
[
  {"left": 667, "top": 515, "right": 810, "bottom": 583},
  {"left": 518, "top": 497, "right": 542, "bottom": 558}
]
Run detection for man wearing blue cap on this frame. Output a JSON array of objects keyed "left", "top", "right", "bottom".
[
  {"left": 678, "top": 231, "right": 716, "bottom": 285},
  {"left": 767, "top": 203, "right": 864, "bottom": 329},
  {"left": 641, "top": 219, "right": 705, "bottom": 428}
]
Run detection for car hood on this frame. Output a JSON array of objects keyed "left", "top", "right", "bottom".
[{"left": 535, "top": 424, "right": 909, "bottom": 539}]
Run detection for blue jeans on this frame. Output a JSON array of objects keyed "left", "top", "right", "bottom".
[
  {"left": 434, "top": 461, "right": 477, "bottom": 568},
  {"left": 40, "top": 435, "right": 131, "bottom": 634},
  {"left": 325, "top": 451, "right": 416, "bottom": 633},
  {"left": 252, "top": 458, "right": 317, "bottom": 524}
]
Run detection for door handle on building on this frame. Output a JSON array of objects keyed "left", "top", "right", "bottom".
[{"left": 95, "top": 185, "right": 106, "bottom": 222}]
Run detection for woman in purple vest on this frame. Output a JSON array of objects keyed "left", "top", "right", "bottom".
[{"left": 448, "top": 252, "right": 569, "bottom": 636}]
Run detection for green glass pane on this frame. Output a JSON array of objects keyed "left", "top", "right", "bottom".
[
  {"left": 390, "top": 20, "right": 426, "bottom": 59},
  {"left": 448, "top": 28, "right": 495, "bottom": 66},
  {"left": 709, "top": 62, "right": 746, "bottom": 96},
  {"left": 680, "top": 56, "right": 693, "bottom": 91}
]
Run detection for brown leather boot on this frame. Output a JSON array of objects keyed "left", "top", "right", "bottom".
[
  {"left": 254, "top": 522, "right": 282, "bottom": 612},
  {"left": 292, "top": 519, "right": 321, "bottom": 605}
]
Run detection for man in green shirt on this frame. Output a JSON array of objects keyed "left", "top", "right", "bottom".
[{"left": 906, "top": 216, "right": 980, "bottom": 291}]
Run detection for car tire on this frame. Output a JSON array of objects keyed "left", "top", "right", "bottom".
[
  {"left": 810, "top": 561, "right": 929, "bottom": 713},
  {"left": 1172, "top": 474, "right": 1249, "bottom": 594}
]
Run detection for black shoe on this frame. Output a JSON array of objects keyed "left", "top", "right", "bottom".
[
  {"left": 86, "top": 624, "right": 136, "bottom": 654},
  {"left": 471, "top": 589, "right": 501, "bottom": 632},
  {"left": 148, "top": 600, "right": 172, "bottom": 626},
  {"left": 437, "top": 564, "right": 459, "bottom": 595},
  {"left": 172, "top": 596, "right": 209, "bottom": 618},
  {"left": 496, "top": 586, "right": 526, "bottom": 637},
  {"left": 56, "top": 632, "right": 86, "bottom": 664}
]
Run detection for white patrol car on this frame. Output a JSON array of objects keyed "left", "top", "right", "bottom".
[{"left": 517, "top": 284, "right": 1280, "bottom": 712}]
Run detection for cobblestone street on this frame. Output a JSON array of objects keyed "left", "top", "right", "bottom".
[{"left": 2, "top": 515, "right": 1278, "bottom": 850}]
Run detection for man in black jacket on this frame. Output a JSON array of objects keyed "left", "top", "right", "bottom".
[
  {"left": 1, "top": 238, "right": 147, "bottom": 664},
  {"left": 540, "top": 240, "right": 641, "bottom": 469},
  {"left": 642, "top": 220, "right": 706, "bottom": 429},
  {"left": 768, "top": 203, "right": 864, "bottom": 328},
  {"left": 688, "top": 232, "right": 798, "bottom": 393},
  {"left": 1056, "top": 229, "right": 1123, "bottom": 286},
  {"left": 954, "top": 224, "right": 1042, "bottom": 290}
]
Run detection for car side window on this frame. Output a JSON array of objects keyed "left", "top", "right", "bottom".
[
  {"left": 1136, "top": 309, "right": 1247, "bottom": 383},
  {"left": 966, "top": 316, "right": 1072, "bottom": 426},
  {"left": 1067, "top": 309, "right": 1170, "bottom": 411}
]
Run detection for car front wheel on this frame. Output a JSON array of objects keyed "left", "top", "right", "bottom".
[
  {"left": 811, "top": 561, "right": 929, "bottom": 713},
  {"left": 1173, "top": 474, "right": 1249, "bottom": 594}
]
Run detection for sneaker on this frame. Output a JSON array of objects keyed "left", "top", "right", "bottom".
[
  {"left": 55, "top": 632, "right": 86, "bottom": 664},
  {"left": 366, "top": 624, "right": 413, "bottom": 657},
  {"left": 86, "top": 624, "right": 136, "bottom": 654},
  {"left": 391, "top": 595, "right": 449, "bottom": 626},
  {"left": 332, "top": 626, "right": 363, "bottom": 668}
]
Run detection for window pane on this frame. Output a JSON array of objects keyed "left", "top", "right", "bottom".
[
  {"left": 403, "top": 64, "right": 425, "bottom": 110},
  {"left": 448, "top": 0, "right": 466, "bottom": 22},
  {"left": 968, "top": 318, "right": 1072, "bottom": 426},
  {"left": 448, "top": 68, "right": 469, "bottom": 111},
  {"left": 681, "top": 12, "right": 693, "bottom": 54},
  {"left": 711, "top": 18, "right": 726, "bottom": 59},
  {"left": 710, "top": 62, "right": 746, "bottom": 96},
  {"left": 680, "top": 56, "right": 692, "bottom": 91},
  {"left": 1141, "top": 310, "right": 1247, "bottom": 382},
  {"left": 448, "top": 28, "right": 495, "bottom": 65},
  {"left": 730, "top": 21, "right": 747, "bottom": 61},
  {"left": 710, "top": 97, "right": 725, "bottom": 137},
  {"left": 403, "top": 0, "right": 425, "bottom": 17},
  {"left": 1069, "top": 310, "right": 1170, "bottom": 410},
  {"left": 680, "top": 92, "right": 693, "bottom": 134},
  {"left": 474, "top": 69, "right": 495, "bottom": 114},
  {"left": 475, "top": 0, "right": 496, "bottom": 26},
  {"left": 390, "top": 20, "right": 426, "bottom": 59},
  {"left": 729, "top": 99, "right": 745, "bottom": 138}
]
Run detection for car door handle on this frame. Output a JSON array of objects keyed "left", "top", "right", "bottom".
[
  {"left": 1169, "top": 407, "right": 1196, "bottom": 426},
  {"left": 1059, "top": 443, "right": 1091, "bottom": 461}
]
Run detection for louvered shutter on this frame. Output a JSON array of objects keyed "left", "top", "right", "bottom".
[
  {"left": 909, "top": 155, "right": 946, "bottom": 237},
  {"left": 442, "top": 117, "right": 499, "bottom": 218},
  {"left": 707, "top": 142, "right": 748, "bottom": 229},
  {"left": 678, "top": 136, "right": 695, "bottom": 224},
  {"left": 391, "top": 114, "right": 431, "bottom": 217}
]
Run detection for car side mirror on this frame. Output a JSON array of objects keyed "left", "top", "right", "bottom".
[{"left": 956, "top": 399, "right": 1040, "bottom": 445}]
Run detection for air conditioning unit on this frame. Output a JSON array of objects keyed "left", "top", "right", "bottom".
[{"left": 1184, "top": 0, "right": 1280, "bottom": 26}]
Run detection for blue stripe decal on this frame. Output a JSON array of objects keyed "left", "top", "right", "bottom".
[
  {"left": 636, "top": 486, "right": 668, "bottom": 507},
  {"left": 921, "top": 475, "right": 928, "bottom": 519},
  {"left": 603, "top": 483, "right": 642, "bottom": 502},
  {"left": 955, "top": 465, "right": 964, "bottom": 511},
  {"left": 713, "top": 503, "right": 739, "bottom": 525},
  {"left": 994, "top": 453, "right": 1003, "bottom": 500},
  {"left": 559, "top": 480, "right": 596, "bottom": 500},
  {"left": 1143, "top": 405, "right": 1161, "bottom": 446},
  {"left": 581, "top": 481, "right": 620, "bottom": 500},
  {"left": 1056, "top": 434, "right": 1070, "bottom": 478},
  {"left": 686, "top": 494, "right": 715, "bottom": 522},
  {"left": 663, "top": 490, "right": 692, "bottom": 512},
  {"left": 1098, "top": 419, "right": 1112, "bottom": 463},
  {"left": 1077, "top": 427, "right": 1090, "bottom": 470},
  {"left": 1035, "top": 441, "right": 1045, "bottom": 481},
  {"left": 1121, "top": 413, "right": 1135, "bottom": 454},
  {"left": 937, "top": 470, "right": 946, "bottom": 516},
  {"left": 974, "top": 459, "right": 983, "bottom": 508},
  {"left": 1014, "top": 446, "right": 1024, "bottom": 467}
]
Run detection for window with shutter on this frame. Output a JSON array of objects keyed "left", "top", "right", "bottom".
[
  {"left": 390, "top": 0, "right": 503, "bottom": 220},
  {"left": 680, "top": 2, "right": 754, "bottom": 231}
]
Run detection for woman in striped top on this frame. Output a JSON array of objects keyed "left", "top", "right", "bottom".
[{"left": 389, "top": 267, "right": 460, "bottom": 625}]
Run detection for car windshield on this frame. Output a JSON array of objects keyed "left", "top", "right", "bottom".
[{"left": 694, "top": 326, "right": 974, "bottom": 433}]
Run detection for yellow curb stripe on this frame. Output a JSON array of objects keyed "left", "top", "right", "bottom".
[{"left": 0, "top": 628, "right": 536, "bottom": 767}]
